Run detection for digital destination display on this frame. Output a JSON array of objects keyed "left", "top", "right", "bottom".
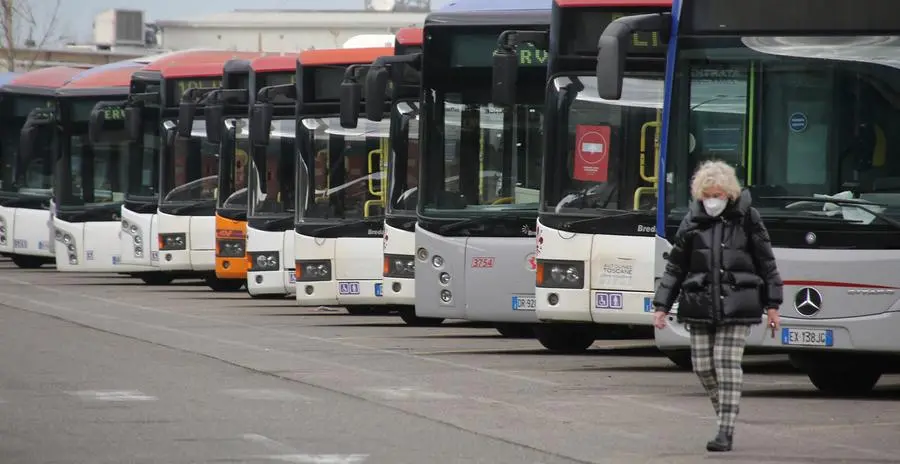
[
  {"left": 261, "top": 72, "right": 295, "bottom": 88},
  {"left": 71, "top": 100, "right": 126, "bottom": 122},
  {"left": 12, "top": 97, "right": 53, "bottom": 118},
  {"left": 166, "top": 77, "right": 222, "bottom": 106},
  {"left": 450, "top": 34, "right": 548, "bottom": 68},
  {"left": 567, "top": 10, "right": 669, "bottom": 55}
]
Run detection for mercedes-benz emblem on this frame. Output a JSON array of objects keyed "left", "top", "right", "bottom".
[
  {"left": 805, "top": 232, "right": 817, "bottom": 245},
  {"left": 794, "top": 287, "right": 822, "bottom": 316}
]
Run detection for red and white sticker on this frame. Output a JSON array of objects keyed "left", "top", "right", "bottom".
[
  {"left": 471, "top": 257, "right": 495, "bottom": 268},
  {"left": 573, "top": 124, "right": 611, "bottom": 182}
]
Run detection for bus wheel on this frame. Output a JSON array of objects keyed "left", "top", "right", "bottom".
[
  {"left": 495, "top": 323, "right": 535, "bottom": 338},
  {"left": 206, "top": 277, "right": 245, "bottom": 292},
  {"left": 534, "top": 324, "right": 595, "bottom": 353},
  {"left": 807, "top": 367, "right": 882, "bottom": 396},
  {"left": 11, "top": 255, "right": 49, "bottom": 269},
  {"left": 399, "top": 307, "right": 444, "bottom": 326},
  {"left": 139, "top": 274, "right": 174, "bottom": 286},
  {"left": 661, "top": 350, "right": 693, "bottom": 370}
]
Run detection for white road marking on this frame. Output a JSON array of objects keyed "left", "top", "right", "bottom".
[
  {"left": 224, "top": 389, "right": 317, "bottom": 402},
  {"left": 66, "top": 390, "right": 157, "bottom": 402},
  {"left": 362, "top": 386, "right": 460, "bottom": 400},
  {"left": 243, "top": 433, "right": 297, "bottom": 453},
  {"left": 256, "top": 454, "right": 368, "bottom": 463}
]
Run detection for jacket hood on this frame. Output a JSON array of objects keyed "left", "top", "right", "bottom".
[{"left": 690, "top": 188, "right": 752, "bottom": 221}]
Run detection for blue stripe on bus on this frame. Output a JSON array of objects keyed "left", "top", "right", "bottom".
[{"left": 656, "top": 0, "right": 682, "bottom": 239}]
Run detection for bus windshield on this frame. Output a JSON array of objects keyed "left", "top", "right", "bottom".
[
  {"left": 248, "top": 118, "right": 296, "bottom": 217},
  {"left": 387, "top": 101, "right": 420, "bottom": 216},
  {"left": 667, "top": 35, "right": 900, "bottom": 226},
  {"left": 160, "top": 120, "right": 218, "bottom": 204},
  {"left": 544, "top": 75, "right": 664, "bottom": 215},
  {"left": 419, "top": 94, "right": 543, "bottom": 217},
  {"left": 217, "top": 118, "right": 251, "bottom": 210},
  {"left": 0, "top": 96, "right": 55, "bottom": 196},
  {"left": 58, "top": 99, "right": 130, "bottom": 207},
  {"left": 126, "top": 110, "right": 162, "bottom": 199},
  {"left": 296, "top": 117, "right": 391, "bottom": 221}
]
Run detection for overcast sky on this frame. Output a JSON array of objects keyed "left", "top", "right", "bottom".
[{"left": 41, "top": 0, "right": 449, "bottom": 44}]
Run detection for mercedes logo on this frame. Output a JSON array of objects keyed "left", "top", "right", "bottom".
[
  {"left": 794, "top": 287, "right": 822, "bottom": 316},
  {"left": 805, "top": 232, "right": 817, "bottom": 245}
]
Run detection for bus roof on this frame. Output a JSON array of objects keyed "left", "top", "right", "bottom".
[
  {"left": 298, "top": 47, "right": 394, "bottom": 66},
  {"left": 0, "top": 72, "right": 19, "bottom": 86},
  {"left": 395, "top": 28, "right": 423, "bottom": 46},
  {"left": 437, "top": 0, "right": 549, "bottom": 12},
  {"left": 251, "top": 54, "right": 299, "bottom": 73},
  {"left": 57, "top": 60, "right": 145, "bottom": 94},
  {"left": 160, "top": 61, "right": 228, "bottom": 79},
  {"left": 142, "top": 50, "right": 262, "bottom": 72},
  {"left": 426, "top": 0, "right": 550, "bottom": 25},
  {"left": 5, "top": 66, "right": 83, "bottom": 90},
  {"left": 555, "top": 0, "right": 671, "bottom": 6}
]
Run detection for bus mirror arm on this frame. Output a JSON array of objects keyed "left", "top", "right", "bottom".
[
  {"left": 249, "top": 102, "right": 274, "bottom": 147},
  {"left": 596, "top": 13, "right": 670, "bottom": 100},
  {"left": 492, "top": 30, "right": 548, "bottom": 107},
  {"left": 364, "top": 65, "right": 390, "bottom": 122},
  {"left": 176, "top": 87, "right": 217, "bottom": 138}
]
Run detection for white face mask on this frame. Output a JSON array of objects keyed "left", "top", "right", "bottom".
[{"left": 702, "top": 197, "right": 727, "bottom": 217}]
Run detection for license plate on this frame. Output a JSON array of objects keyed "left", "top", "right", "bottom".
[
  {"left": 511, "top": 295, "right": 536, "bottom": 311},
  {"left": 781, "top": 327, "right": 833, "bottom": 347},
  {"left": 288, "top": 271, "right": 296, "bottom": 283},
  {"left": 375, "top": 283, "right": 383, "bottom": 297}
]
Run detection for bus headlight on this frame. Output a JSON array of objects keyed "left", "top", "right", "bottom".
[
  {"left": 383, "top": 253, "right": 415, "bottom": 278},
  {"left": 216, "top": 238, "right": 245, "bottom": 257},
  {"left": 295, "top": 259, "right": 331, "bottom": 282},
  {"left": 56, "top": 231, "right": 78, "bottom": 265},
  {"left": 159, "top": 233, "right": 186, "bottom": 251},
  {"left": 248, "top": 251, "right": 279, "bottom": 271},
  {"left": 536, "top": 259, "right": 584, "bottom": 289}
]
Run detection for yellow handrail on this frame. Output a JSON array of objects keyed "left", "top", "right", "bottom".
[{"left": 633, "top": 109, "right": 662, "bottom": 210}]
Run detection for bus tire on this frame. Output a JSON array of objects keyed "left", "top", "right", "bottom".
[
  {"left": 807, "top": 367, "right": 882, "bottom": 396},
  {"left": 206, "top": 277, "right": 245, "bottom": 292},
  {"left": 139, "top": 274, "right": 175, "bottom": 286},
  {"left": 661, "top": 350, "right": 693, "bottom": 370},
  {"left": 534, "top": 324, "right": 595, "bottom": 353},
  {"left": 495, "top": 323, "right": 535, "bottom": 338},
  {"left": 399, "top": 307, "right": 443, "bottom": 326},
  {"left": 11, "top": 255, "right": 49, "bottom": 269}
]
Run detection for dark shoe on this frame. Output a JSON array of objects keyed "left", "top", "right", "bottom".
[{"left": 706, "top": 431, "right": 733, "bottom": 452}]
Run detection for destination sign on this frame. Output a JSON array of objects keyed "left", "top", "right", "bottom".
[
  {"left": 71, "top": 100, "right": 126, "bottom": 123},
  {"left": 450, "top": 33, "right": 548, "bottom": 68},
  {"left": 566, "top": 10, "right": 668, "bottom": 55},
  {"left": 261, "top": 72, "right": 295, "bottom": 88},
  {"left": 166, "top": 77, "right": 222, "bottom": 106},
  {"left": 12, "top": 96, "right": 52, "bottom": 118}
]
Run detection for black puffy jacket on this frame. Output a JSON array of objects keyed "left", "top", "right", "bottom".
[{"left": 653, "top": 190, "right": 783, "bottom": 325}]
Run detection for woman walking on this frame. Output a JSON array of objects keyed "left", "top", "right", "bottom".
[{"left": 652, "top": 160, "right": 783, "bottom": 452}]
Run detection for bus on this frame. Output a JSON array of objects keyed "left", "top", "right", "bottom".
[
  {"left": 597, "top": 0, "right": 900, "bottom": 394},
  {"left": 341, "top": 28, "right": 435, "bottom": 324},
  {"left": 158, "top": 57, "right": 260, "bottom": 290},
  {"left": 243, "top": 55, "right": 299, "bottom": 297},
  {"left": 493, "top": 0, "right": 670, "bottom": 352},
  {"left": 51, "top": 59, "right": 165, "bottom": 272},
  {"left": 115, "top": 51, "right": 253, "bottom": 284},
  {"left": 254, "top": 47, "right": 393, "bottom": 312},
  {"left": 209, "top": 60, "right": 255, "bottom": 291},
  {"left": 0, "top": 67, "right": 81, "bottom": 269},
  {"left": 409, "top": 0, "right": 548, "bottom": 336}
]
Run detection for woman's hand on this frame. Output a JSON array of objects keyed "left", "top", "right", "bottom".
[
  {"left": 653, "top": 309, "right": 667, "bottom": 329},
  {"left": 766, "top": 308, "right": 780, "bottom": 337}
]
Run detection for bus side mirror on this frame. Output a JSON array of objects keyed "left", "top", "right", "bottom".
[
  {"left": 18, "top": 125, "right": 36, "bottom": 167},
  {"left": 176, "top": 101, "right": 196, "bottom": 138},
  {"left": 205, "top": 103, "right": 224, "bottom": 144},
  {"left": 249, "top": 102, "right": 273, "bottom": 147},
  {"left": 88, "top": 106, "right": 105, "bottom": 145},
  {"left": 492, "top": 49, "right": 519, "bottom": 107},
  {"left": 596, "top": 13, "right": 670, "bottom": 100},
  {"left": 364, "top": 66, "right": 389, "bottom": 122},
  {"left": 340, "top": 80, "right": 361, "bottom": 129},
  {"left": 125, "top": 106, "right": 142, "bottom": 141}
]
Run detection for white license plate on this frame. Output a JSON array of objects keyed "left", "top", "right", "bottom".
[
  {"left": 781, "top": 327, "right": 833, "bottom": 347},
  {"left": 512, "top": 295, "right": 536, "bottom": 311}
]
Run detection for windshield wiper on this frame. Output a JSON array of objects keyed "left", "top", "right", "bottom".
[
  {"left": 437, "top": 214, "right": 536, "bottom": 234},
  {"left": 306, "top": 217, "right": 383, "bottom": 235},
  {"left": 559, "top": 210, "right": 650, "bottom": 229},
  {"left": 261, "top": 214, "right": 294, "bottom": 229},
  {"left": 761, "top": 195, "right": 900, "bottom": 230}
]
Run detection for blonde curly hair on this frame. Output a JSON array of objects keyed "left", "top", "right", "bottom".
[{"left": 690, "top": 160, "right": 742, "bottom": 201}]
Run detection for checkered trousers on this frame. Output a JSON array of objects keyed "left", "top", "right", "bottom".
[{"left": 689, "top": 323, "right": 752, "bottom": 436}]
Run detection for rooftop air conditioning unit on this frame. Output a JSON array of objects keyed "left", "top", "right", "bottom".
[{"left": 93, "top": 9, "right": 146, "bottom": 47}]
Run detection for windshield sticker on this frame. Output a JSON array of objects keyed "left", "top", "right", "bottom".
[{"left": 573, "top": 125, "right": 610, "bottom": 182}]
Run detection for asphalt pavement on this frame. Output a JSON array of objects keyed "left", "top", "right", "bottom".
[{"left": 0, "top": 261, "right": 899, "bottom": 464}]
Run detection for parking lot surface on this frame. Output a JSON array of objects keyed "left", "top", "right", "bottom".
[{"left": 1, "top": 260, "right": 899, "bottom": 464}]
